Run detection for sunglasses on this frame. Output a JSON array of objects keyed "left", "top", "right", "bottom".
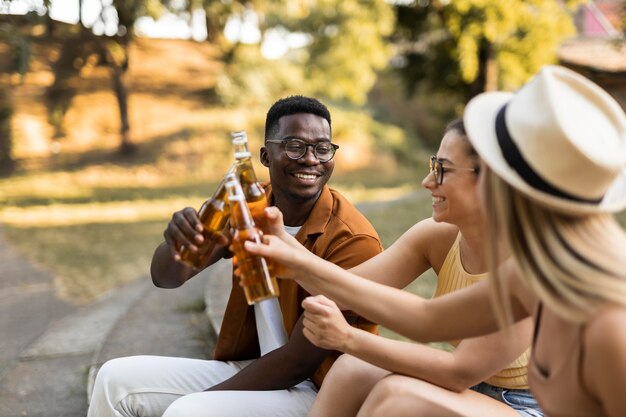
[
  {"left": 266, "top": 138, "right": 339, "bottom": 163},
  {"left": 429, "top": 155, "right": 478, "bottom": 185}
]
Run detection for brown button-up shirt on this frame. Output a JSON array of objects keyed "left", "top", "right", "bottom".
[{"left": 213, "top": 185, "right": 383, "bottom": 388}]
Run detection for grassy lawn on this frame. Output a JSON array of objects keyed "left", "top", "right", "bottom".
[{"left": 0, "top": 161, "right": 434, "bottom": 305}]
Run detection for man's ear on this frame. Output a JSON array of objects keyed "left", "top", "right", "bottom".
[{"left": 260, "top": 147, "right": 270, "bottom": 167}]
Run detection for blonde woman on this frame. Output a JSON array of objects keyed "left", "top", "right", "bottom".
[{"left": 247, "top": 66, "right": 626, "bottom": 417}]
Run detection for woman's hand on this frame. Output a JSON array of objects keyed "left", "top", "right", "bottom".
[
  {"left": 243, "top": 207, "right": 316, "bottom": 280},
  {"left": 301, "top": 295, "right": 354, "bottom": 351},
  {"left": 262, "top": 206, "right": 307, "bottom": 251}
]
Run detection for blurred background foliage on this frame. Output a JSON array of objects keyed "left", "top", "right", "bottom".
[
  {"left": 0, "top": 0, "right": 613, "bottom": 303},
  {"left": 394, "top": 0, "right": 584, "bottom": 97}
]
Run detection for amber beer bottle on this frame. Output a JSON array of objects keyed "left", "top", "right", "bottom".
[
  {"left": 225, "top": 178, "right": 279, "bottom": 304},
  {"left": 231, "top": 131, "right": 270, "bottom": 234},
  {"left": 178, "top": 168, "right": 234, "bottom": 269}
]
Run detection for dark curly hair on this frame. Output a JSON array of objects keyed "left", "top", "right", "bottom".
[{"left": 264, "top": 95, "right": 331, "bottom": 141}]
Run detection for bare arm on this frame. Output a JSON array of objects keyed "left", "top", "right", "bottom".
[
  {"left": 348, "top": 218, "right": 455, "bottom": 288},
  {"left": 260, "top": 208, "right": 449, "bottom": 299},
  {"left": 302, "top": 294, "right": 532, "bottom": 392},
  {"left": 150, "top": 207, "right": 229, "bottom": 288},
  {"left": 352, "top": 323, "right": 531, "bottom": 393},
  {"left": 206, "top": 315, "right": 331, "bottom": 391},
  {"left": 270, "top": 240, "right": 500, "bottom": 341}
]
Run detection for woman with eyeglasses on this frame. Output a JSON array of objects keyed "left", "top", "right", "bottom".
[
  {"left": 246, "top": 66, "right": 626, "bottom": 417},
  {"left": 247, "top": 118, "right": 542, "bottom": 416}
]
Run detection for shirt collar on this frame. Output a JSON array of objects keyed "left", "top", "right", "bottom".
[{"left": 266, "top": 184, "right": 332, "bottom": 238}]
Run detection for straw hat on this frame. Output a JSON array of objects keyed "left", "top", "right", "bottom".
[{"left": 464, "top": 65, "right": 626, "bottom": 214}]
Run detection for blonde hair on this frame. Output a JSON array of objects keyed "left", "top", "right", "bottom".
[{"left": 483, "top": 167, "right": 626, "bottom": 324}]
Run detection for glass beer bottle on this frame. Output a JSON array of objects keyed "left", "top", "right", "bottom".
[
  {"left": 231, "top": 131, "right": 270, "bottom": 234},
  {"left": 225, "top": 177, "right": 279, "bottom": 305},
  {"left": 178, "top": 168, "right": 234, "bottom": 269}
]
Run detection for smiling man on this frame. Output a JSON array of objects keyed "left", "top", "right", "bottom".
[{"left": 86, "top": 95, "right": 383, "bottom": 417}]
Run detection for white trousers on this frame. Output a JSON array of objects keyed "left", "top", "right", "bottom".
[{"left": 86, "top": 355, "right": 318, "bottom": 417}]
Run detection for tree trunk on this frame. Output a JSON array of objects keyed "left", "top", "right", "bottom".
[
  {"left": 465, "top": 38, "right": 495, "bottom": 101},
  {"left": 95, "top": 33, "right": 135, "bottom": 155},
  {"left": 43, "top": 0, "right": 55, "bottom": 36},
  {"left": 0, "top": 86, "right": 15, "bottom": 176},
  {"left": 484, "top": 45, "right": 498, "bottom": 92},
  {"left": 205, "top": 14, "right": 220, "bottom": 43},
  {"left": 78, "top": 0, "right": 83, "bottom": 27},
  {"left": 111, "top": 63, "right": 134, "bottom": 155}
]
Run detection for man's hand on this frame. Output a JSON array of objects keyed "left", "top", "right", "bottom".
[
  {"left": 164, "top": 207, "right": 230, "bottom": 264},
  {"left": 301, "top": 295, "right": 353, "bottom": 351},
  {"left": 164, "top": 207, "right": 204, "bottom": 261}
]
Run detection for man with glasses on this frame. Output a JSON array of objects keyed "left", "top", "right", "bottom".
[{"left": 87, "top": 95, "right": 382, "bottom": 417}]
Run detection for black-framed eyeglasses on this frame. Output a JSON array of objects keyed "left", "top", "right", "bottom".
[
  {"left": 266, "top": 138, "right": 339, "bottom": 163},
  {"left": 429, "top": 155, "right": 478, "bottom": 185}
]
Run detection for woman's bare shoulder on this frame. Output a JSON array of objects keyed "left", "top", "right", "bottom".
[
  {"left": 404, "top": 218, "right": 458, "bottom": 243},
  {"left": 401, "top": 218, "right": 458, "bottom": 268},
  {"left": 586, "top": 306, "right": 626, "bottom": 346},
  {"left": 583, "top": 305, "right": 626, "bottom": 408}
]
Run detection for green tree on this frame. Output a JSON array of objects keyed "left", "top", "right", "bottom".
[
  {"left": 394, "top": 0, "right": 584, "bottom": 101},
  {"left": 202, "top": 0, "right": 242, "bottom": 45},
  {"left": 272, "top": 0, "right": 395, "bottom": 105},
  {"left": 214, "top": 0, "right": 395, "bottom": 106},
  {"left": 92, "top": 0, "right": 163, "bottom": 154},
  {"left": 0, "top": 8, "right": 35, "bottom": 176},
  {"left": 43, "top": 0, "right": 163, "bottom": 155},
  {"left": 166, "top": 0, "right": 251, "bottom": 48}
]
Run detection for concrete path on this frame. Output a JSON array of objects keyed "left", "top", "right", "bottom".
[
  {"left": 0, "top": 232, "right": 75, "bottom": 379},
  {"left": 0, "top": 227, "right": 221, "bottom": 417}
]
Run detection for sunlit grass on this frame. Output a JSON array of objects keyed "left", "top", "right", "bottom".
[
  {"left": 0, "top": 167, "right": 219, "bottom": 303},
  {"left": 3, "top": 220, "right": 165, "bottom": 304},
  {"left": 0, "top": 159, "right": 431, "bottom": 304},
  {"left": 1, "top": 199, "right": 192, "bottom": 227}
]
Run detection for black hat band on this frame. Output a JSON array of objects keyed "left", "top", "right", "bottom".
[{"left": 495, "top": 104, "right": 602, "bottom": 204}]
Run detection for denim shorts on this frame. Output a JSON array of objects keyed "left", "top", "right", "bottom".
[{"left": 470, "top": 382, "right": 544, "bottom": 417}]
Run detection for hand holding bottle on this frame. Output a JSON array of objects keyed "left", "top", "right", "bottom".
[
  {"left": 243, "top": 207, "right": 319, "bottom": 281},
  {"left": 226, "top": 178, "right": 280, "bottom": 304},
  {"left": 165, "top": 206, "right": 230, "bottom": 268}
]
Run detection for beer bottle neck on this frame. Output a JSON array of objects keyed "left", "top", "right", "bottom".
[
  {"left": 230, "top": 197, "right": 256, "bottom": 230},
  {"left": 211, "top": 177, "right": 229, "bottom": 201},
  {"left": 232, "top": 135, "right": 251, "bottom": 160},
  {"left": 237, "top": 159, "right": 260, "bottom": 183},
  {"left": 235, "top": 150, "right": 252, "bottom": 160}
]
